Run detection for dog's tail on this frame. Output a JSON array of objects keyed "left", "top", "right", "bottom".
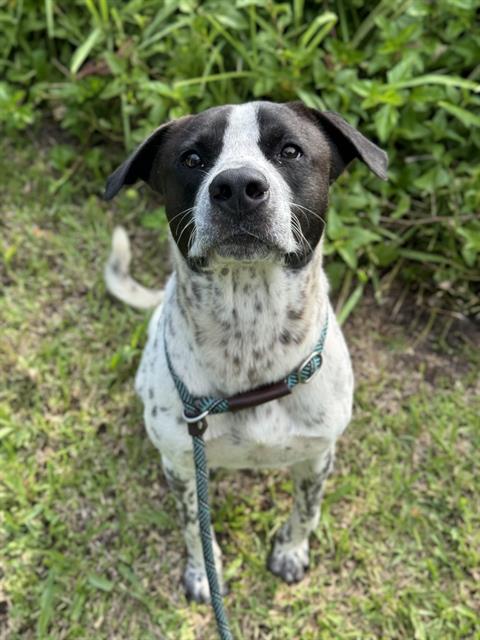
[{"left": 104, "top": 226, "right": 164, "bottom": 310}]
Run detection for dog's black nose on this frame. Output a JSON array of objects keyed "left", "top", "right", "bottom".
[{"left": 209, "top": 168, "right": 269, "bottom": 216}]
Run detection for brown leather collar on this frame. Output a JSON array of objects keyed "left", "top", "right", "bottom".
[{"left": 225, "top": 379, "right": 292, "bottom": 412}]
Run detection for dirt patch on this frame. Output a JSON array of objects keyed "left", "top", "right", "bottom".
[{"left": 344, "top": 288, "right": 480, "bottom": 415}]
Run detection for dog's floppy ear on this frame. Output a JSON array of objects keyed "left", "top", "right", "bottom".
[
  {"left": 316, "top": 111, "right": 388, "bottom": 183},
  {"left": 104, "top": 123, "right": 171, "bottom": 201}
]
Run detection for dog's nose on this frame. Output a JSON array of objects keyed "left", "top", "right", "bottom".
[{"left": 209, "top": 168, "right": 269, "bottom": 216}]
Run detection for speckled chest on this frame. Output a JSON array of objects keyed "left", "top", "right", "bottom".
[{"left": 135, "top": 269, "right": 354, "bottom": 470}]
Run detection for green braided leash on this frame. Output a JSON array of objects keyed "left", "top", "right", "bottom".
[
  {"left": 164, "top": 312, "right": 329, "bottom": 640},
  {"left": 192, "top": 434, "right": 233, "bottom": 640}
]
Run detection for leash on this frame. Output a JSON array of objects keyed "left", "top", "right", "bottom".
[
  {"left": 191, "top": 433, "right": 233, "bottom": 639},
  {"left": 164, "top": 312, "right": 329, "bottom": 640}
]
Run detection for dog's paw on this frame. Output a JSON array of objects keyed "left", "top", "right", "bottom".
[
  {"left": 183, "top": 564, "right": 227, "bottom": 604},
  {"left": 183, "top": 565, "right": 211, "bottom": 603},
  {"left": 267, "top": 539, "right": 310, "bottom": 584}
]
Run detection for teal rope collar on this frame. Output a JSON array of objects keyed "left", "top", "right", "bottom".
[
  {"left": 165, "top": 310, "right": 329, "bottom": 436},
  {"left": 164, "top": 311, "right": 329, "bottom": 640}
]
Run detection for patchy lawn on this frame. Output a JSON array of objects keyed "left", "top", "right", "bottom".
[{"left": 1, "top": 138, "right": 479, "bottom": 640}]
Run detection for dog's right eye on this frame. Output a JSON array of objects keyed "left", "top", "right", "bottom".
[{"left": 183, "top": 152, "right": 204, "bottom": 169}]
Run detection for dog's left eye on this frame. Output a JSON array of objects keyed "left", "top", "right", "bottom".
[
  {"left": 183, "top": 152, "right": 204, "bottom": 169},
  {"left": 281, "top": 144, "right": 302, "bottom": 159}
]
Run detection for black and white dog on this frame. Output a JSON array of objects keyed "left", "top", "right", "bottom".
[{"left": 104, "top": 101, "right": 387, "bottom": 602}]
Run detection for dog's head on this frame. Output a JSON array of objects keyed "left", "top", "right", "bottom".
[{"left": 105, "top": 101, "right": 387, "bottom": 268}]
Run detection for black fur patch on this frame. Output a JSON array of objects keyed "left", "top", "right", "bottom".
[
  {"left": 152, "top": 107, "right": 230, "bottom": 258},
  {"left": 257, "top": 102, "right": 330, "bottom": 266}
]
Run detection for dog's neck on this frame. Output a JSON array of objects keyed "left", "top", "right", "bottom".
[{"left": 166, "top": 243, "right": 329, "bottom": 394}]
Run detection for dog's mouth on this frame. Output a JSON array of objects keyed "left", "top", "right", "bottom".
[
  {"left": 202, "top": 218, "right": 300, "bottom": 264},
  {"left": 188, "top": 210, "right": 295, "bottom": 265}
]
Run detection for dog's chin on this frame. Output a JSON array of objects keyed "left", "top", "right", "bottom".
[
  {"left": 196, "top": 233, "right": 285, "bottom": 264},
  {"left": 214, "top": 235, "right": 275, "bottom": 261},
  {"left": 187, "top": 235, "right": 313, "bottom": 269}
]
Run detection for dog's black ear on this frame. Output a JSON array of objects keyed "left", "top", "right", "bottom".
[
  {"left": 317, "top": 111, "right": 388, "bottom": 182},
  {"left": 104, "top": 123, "right": 170, "bottom": 201}
]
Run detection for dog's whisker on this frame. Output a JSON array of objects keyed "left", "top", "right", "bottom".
[
  {"left": 290, "top": 216, "right": 302, "bottom": 253},
  {"left": 290, "top": 202, "right": 326, "bottom": 227},
  {"left": 169, "top": 206, "right": 194, "bottom": 223},
  {"left": 169, "top": 207, "right": 195, "bottom": 226},
  {"left": 290, "top": 216, "right": 303, "bottom": 254},
  {"left": 187, "top": 226, "right": 197, "bottom": 252},
  {"left": 177, "top": 218, "right": 195, "bottom": 246},
  {"left": 171, "top": 211, "right": 194, "bottom": 238},
  {"left": 290, "top": 211, "right": 312, "bottom": 255}
]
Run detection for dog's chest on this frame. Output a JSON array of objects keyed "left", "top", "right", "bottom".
[
  {"left": 137, "top": 262, "right": 353, "bottom": 468},
  {"left": 139, "top": 319, "right": 353, "bottom": 471},
  {"left": 143, "top": 381, "right": 333, "bottom": 469},
  {"left": 202, "top": 407, "right": 331, "bottom": 469},
  {"left": 169, "top": 263, "right": 323, "bottom": 393}
]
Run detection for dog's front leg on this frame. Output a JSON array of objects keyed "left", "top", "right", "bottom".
[
  {"left": 162, "top": 456, "right": 225, "bottom": 603},
  {"left": 268, "top": 446, "right": 334, "bottom": 583}
]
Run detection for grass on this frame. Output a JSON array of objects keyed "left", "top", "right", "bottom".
[{"left": 1, "top": 135, "right": 479, "bottom": 640}]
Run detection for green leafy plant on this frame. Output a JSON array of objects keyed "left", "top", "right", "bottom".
[{"left": 1, "top": 0, "right": 479, "bottom": 320}]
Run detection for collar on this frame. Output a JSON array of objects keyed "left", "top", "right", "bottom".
[{"left": 164, "top": 310, "right": 329, "bottom": 437}]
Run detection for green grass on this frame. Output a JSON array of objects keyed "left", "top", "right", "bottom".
[{"left": 1, "top": 138, "right": 479, "bottom": 640}]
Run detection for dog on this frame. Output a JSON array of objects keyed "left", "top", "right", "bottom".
[{"left": 104, "top": 101, "right": 387, "bottom": 602}]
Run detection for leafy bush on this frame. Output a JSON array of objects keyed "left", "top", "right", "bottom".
[{"left": 2, "top": 0, "right": 479, "bottom": 319}]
